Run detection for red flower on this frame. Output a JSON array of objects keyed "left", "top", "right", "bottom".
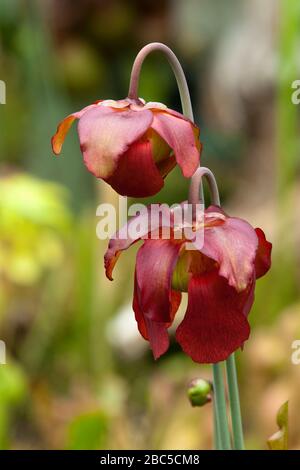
[
  {"left": 104, "top": 204, "right": 272, "bottom": 363},
  {"left": 52, "top": 99, "right": 201, "bottom": 197}
]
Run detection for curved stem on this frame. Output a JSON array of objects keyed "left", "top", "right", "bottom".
[
  {"left": 212, "top": 363, "right": 231, "bottom": 450},
  {"left": 188, "top": 166, "right": 220, "bottom": 208},
  {"left": 226, "top": 353, "right": 245, "bottom": 449},
  {"left": 128, "top": 42, "right": 194, "bottom": 118}
]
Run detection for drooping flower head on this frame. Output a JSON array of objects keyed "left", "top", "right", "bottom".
[
  {"left": 104, "top": 202, "right": 271, "bottom": 363},
  {"left": 52, "top": 98, "right": 201, "bottom": 197}
]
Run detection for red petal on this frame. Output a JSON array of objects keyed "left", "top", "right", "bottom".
[
  {"left": 241, "top": 277, "right": 255, "bottom": 318},
  {"left": 254, "top": 228, "right": 272, "bottom": 279},
  {"left": 78, "top": 106, "right": 153, "bottom": 179},
  {"left": 104, "top": 205, "right": 173, "bottom": 280},
  {"left": 133, "top": 272, "right": 181, "bottom": 360},
  {"left": 133, "top": 294, "right": 169, "bottom": 360},
  {"left": 51, "top": 104, "right": 97, "bottom": 155},
  {"left": 144, "top": 319, "right": 170, "bottom": 360},
  {"left": 151, "top": 111, "right": 200, "bottom": 178},
  {"left": 176, "top": 271, "right": 251, "bottom": 363},
  {"left": 195, "top": 209, "right": 259, "bottom": 292},
  {"left": 106, "top": 138, "right": 164, "bottom": 197},
  {"left": 135, "top": 239, "right": 183, "bottom": 322}
]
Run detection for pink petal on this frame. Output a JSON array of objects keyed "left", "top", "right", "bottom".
[
  {"left": 176, "top": 271, "right": 251, "bottom": 364},
  {"left": 135, "top": 239, "right": 183, "bottom": 322},
  {"left": 165, "top": 107, "right": 196, "bottom": 120},
  {"left": 78, "top": 106, "right": 153, "bottom": 179},
  {"left": 104, "top": 205, "right": 173, "bottom": 280},
  {"left": 151, "top": 111, "right": 200, "bottom": 178},
  {"left": 194, "top": 207, "right": 259, "bottom": 292}
]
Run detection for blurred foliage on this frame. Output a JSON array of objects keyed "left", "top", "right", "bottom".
[
  {"left": 0, "top": 360, "right": 27, "bottom": 448},
  {"left": 67, "top": 411, "right": 109, "bottom": 450},
  {"left": 267, "top": 401, "right": 288, "bottom": 450},
  {"left": 0, "top": 173, "right": 71, "bottom": 285},
  {"left": 0, "top": 0, "right": 299, "bottom": 451}
]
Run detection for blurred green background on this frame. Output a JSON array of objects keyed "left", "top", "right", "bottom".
[{"left": 0, "top": 0, "right": 299, "bottom": 450}]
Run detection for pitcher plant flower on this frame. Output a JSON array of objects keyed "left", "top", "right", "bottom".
[
  {"left": 51, "top": 98, "right": 201, "bottom": 197},
  {"left": 104, "top": 200, "right": 271, "bottom": 364}
]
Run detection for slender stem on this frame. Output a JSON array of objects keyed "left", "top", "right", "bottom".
[
  {"left": 212, "top": 363, "right": 231, "bottom": 450},
  {"left": 225, "top": 354, "right": 245, "bottom": 449},
  {"left": 213, "top": 396, "right": 222, "bottom": 450},
  {"left": 128, "top": 42, "right": 194, "bottom": 118},
  {"left": 188, "top": 166, "right": 220, "bottom": 208}
]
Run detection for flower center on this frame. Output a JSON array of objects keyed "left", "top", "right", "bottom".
[{"left": 171, "top": 249, "right": 216, "bottom": 292}]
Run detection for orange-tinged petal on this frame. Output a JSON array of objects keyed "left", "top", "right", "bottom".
[{"left": 51, "top": 104, "right": 97, "bottom": 155}]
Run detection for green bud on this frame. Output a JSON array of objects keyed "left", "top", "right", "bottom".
[{"left": 187, "top": 378, "right": 212, "bottom": 407}]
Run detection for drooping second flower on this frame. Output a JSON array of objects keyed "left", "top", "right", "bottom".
[
  {"left": 104, "top": 204, "right": 272, "bottom": 363},
  {"left": 52, "top": 98, "right": 201, "bottom": 197}
]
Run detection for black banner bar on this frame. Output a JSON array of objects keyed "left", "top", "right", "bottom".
[{"left": 0, "top": 449, "right": 297, "bottom": 466}]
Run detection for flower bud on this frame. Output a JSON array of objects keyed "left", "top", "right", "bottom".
[{"left": 187, "top": 378, "right": 212, "bottom": 407}]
